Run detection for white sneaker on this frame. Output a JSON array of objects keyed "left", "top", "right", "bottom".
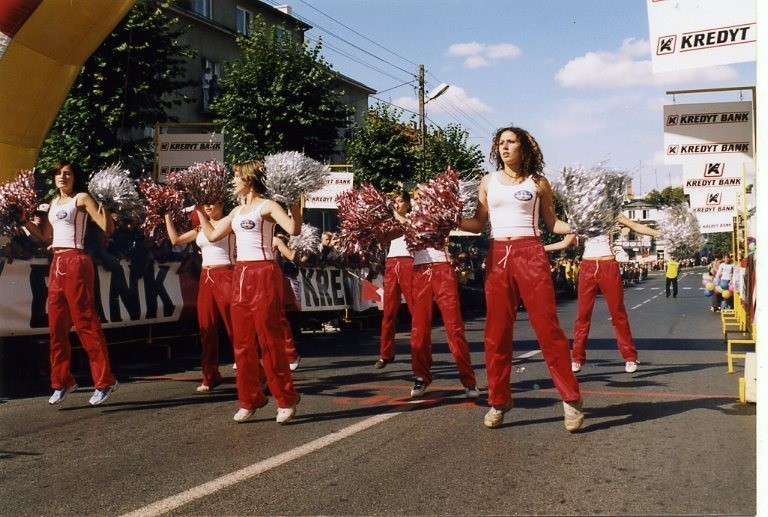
[
  {"left": 625, "top": 361, "right": 639, "bottom": 373},
  {"left": 410, "top": 378, "right": 428, "bottom": 398},
  {"left": 571, "top": 362, "right": 582, "bottom": 373},
  {"left": 49, "top": 384, "right": 78, "bottom": 405},
  {"left": 563, "top": 399, "right": 584, "bottom": 432},
  {"left": 289, "top": 356, "right": 301, "bottom": 371},
  {"left": 89, "top": 381, "right": 119, "bottom": 406},
  {"left": 276, "top": 394, "right": 300, "bottom": 424},
  {"left": 233, "top": 408, "right": 254, "bottom": 423},
  {"left": 484, "top": 400, "right": 514, "bottom": 429},
  {"left": 464, "top": 385, "right": 480, "bottom": 398}
]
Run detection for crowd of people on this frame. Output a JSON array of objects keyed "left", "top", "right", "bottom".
[{"left": 8, "top": 126, "right": 720, "bottom": 435}]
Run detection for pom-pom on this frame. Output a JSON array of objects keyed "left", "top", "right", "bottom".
[
  {"left": 656, "top": 202, "right": 705, "bottom": 260},
  {"left": 553, "top": 164, "right": 629, "bottom": 238},
  {"left": 166, "top": 160, "right": 230, "bottom": 206},
  {"left": 88, "top": 164, "right": 143, "bottom": 223},
  {"left": 288, "top": 223, "right": 321, "bottom": 255},
  {"left": 0, "top": 169, "right": 40, "bottom": 236},
  {"left": 405, "top": 167, "right": 461, "bottom": 252},
  {"left": 459, "top": 176, "right": 481, "bottom": 219},
  {"left": 264, "top": 151, "right": 329, "bottom": 204},
  {"left": 336, "top": 184, "right": 399, "bottom": 254},
  {"left": 138, "top": 179, "right": 186, "bottom": 244}
]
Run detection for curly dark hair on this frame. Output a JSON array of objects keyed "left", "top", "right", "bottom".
[{"left": 489, "top": 127, "right": 545, "bottom": 178}]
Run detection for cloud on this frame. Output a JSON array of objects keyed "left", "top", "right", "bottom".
[
  {"left": 555, "top": 37, "right": 739, "bottom": 88},
  {"left": 392, "top": 85, "right": 492, "bottom": 114},
  {"left": 447, "top": 41, "right": 521, "bottom": 68}
]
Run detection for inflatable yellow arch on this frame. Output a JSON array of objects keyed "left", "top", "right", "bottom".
[{"left": 0, "top": 0, "right": 137, "bottom": 182}]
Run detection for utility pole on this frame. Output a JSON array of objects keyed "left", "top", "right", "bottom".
[{"left": 418, "top": 64, "right": 426, "bottom": 148}]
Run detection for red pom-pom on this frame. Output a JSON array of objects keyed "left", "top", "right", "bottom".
[
  {"left": 138, "top": 179, "right": 187, "bottom": 245},
  {"left": 0, "top": 170, "right": 40, "bottom": 236},
  {"left": 405, "top": 167, "right": 460, "bottom": 251},
  {"left": 336, "top": 184, "right": 399, "bottom": 254}
]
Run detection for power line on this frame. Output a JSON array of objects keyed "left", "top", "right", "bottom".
[
  {"left": 294, "top": 0, "right": 418, "bottom": 68},
  {"left": 305, "top": 35, "right": 410, "bottom": 84}
]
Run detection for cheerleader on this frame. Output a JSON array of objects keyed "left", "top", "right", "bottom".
[
  {"left": 23, "top": 161, "right": 119, "bottom": 406},
  {"left": 165, "top": 203, "right": 235, "bottom": 392},
  {"left": 460, "top": 127, "right": 583, "bottom": 432},
  {"left": 196, "top": 160, "right": 301, "bottom": 424},
  {"left": 408, "top": 192, "right": 478, "bottom": 399},
  {"left": 374, "top": 190, "right": 415, "bottom": 369}
]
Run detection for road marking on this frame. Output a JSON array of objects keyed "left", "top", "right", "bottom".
[
  {"left": 121, "top": 412, "right": 401, "bottom": 517},
  {"left": 517, "top": 349, "right": 541, "bottom": 359}
]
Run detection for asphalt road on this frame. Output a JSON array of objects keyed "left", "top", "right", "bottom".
[{"left": 0, "top": 268, "right": 756, "bottom": 516}]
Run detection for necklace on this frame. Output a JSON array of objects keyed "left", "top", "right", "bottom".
[{"left": 502, "top": 169, "right": 523, "bottom": 181}]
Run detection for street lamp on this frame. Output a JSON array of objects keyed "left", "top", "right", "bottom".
[{"left": 418, "top": 73, "right": 450, "bottom": 147}]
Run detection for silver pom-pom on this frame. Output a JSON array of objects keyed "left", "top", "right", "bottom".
[
  {"left": 88, "top": 164, "right": 143, "bottom": 223},
  {"left": 288, "top": 223, "right": 321, "bottom": 255},
  {"left": 554, "top": 164, "right": 629, "bottom": 238},
  {"left": 459, "top": 177, "right": 481, "bottom": 219},
  {"left": 264, "top": 151, "right": 330, "bottom": 204},
  {"left": 657, "top": 202, "right": 705, "bottom": 260}
]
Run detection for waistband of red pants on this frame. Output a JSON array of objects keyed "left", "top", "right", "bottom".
[{"left": 490, "top": 236, "right": 542, "bottom": 250}]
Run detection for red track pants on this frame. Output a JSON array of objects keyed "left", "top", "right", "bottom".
[
  {"left": 410, "top": 262, "right": 476, "bottom": 387},
  {"left": 484, "top": 239, "right": 580, "bottom": 407},
  {"left": 379, "top": 257, "right": 414, "bottom": 360},
  {"left": 197, "top": 267, "right": 234, "bottom": 387},
  {"left": 48, "top": 251, "right": 116, "bottom": 390},
  {"left": 231, "top": 261, "right": 299, "bottom": 410},
  {"left": 572, "top": 259, "right": 637, "bottom": 363}
]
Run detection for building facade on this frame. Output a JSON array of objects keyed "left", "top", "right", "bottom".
[{"left": 166, "top": 0, "right": 374, "bottom": 164}]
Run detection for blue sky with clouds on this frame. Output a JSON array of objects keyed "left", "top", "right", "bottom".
[{"left": 279, "top": 0, "right": 756, "bottom": 195}]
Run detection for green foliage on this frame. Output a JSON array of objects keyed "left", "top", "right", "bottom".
[
  {"left": 707, "top": 232, "right": 733, "bottom": 256},
  {"left": 345, "top": 104, "right": 485, "bottom": 192},
  {"left": 344, "top": 103, "right": 420, "bottom": 192},
  {"left": 421, "top": 124, "right": 484, "bottom": 182},
  {"left": 211, "top": 19, "right": 350, "bottom": 164},
  {"left": 36, "top": 0, "right": 194, "bottom": 195},
  {"left": 644, "top": 186, "right": 686, "bottom": 205}
]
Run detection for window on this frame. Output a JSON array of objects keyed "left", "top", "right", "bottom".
[
  {"left": 627, "top": 210, "right": 635, "bottom": 219},
  {"left": 201, "top": 59, "right": 222, "bottom": 111},
  {"left": 193, "top": 0, "right": 212, "bottom": 18},
  {"left": 275, "top": 26, "right": 291, "bottom": 43},
  {"left": 236, "top": 6, "right": 252, "bottom": 35}
]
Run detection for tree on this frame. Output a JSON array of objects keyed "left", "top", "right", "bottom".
[
  {"left": 345, "top": 103, "right": 420, "bottom": 192},
  {"left": 644, "top": 186, "right": 686, "bottom": 205},
  {"left": 421, "top": 124, "right": 485, "bottom": 182},
  {"left": 36, "top": 0, "right": 194, "bottom": 193},
  {"left": 211, "top": 19, "right": 350, "bottom": 164}
]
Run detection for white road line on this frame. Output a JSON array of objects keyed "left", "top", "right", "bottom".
[
  {"left": 121, "top": 412, "right": 401, "bottom": 517},
  {"left": 517, "top": 349, "right": 541, "bottom": 359}
]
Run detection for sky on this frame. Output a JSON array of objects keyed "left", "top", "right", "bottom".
[{"left": 265, "top": 0, "right": 757, "bottom": 196}]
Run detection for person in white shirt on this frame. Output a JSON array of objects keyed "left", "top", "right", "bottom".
[
  {"left": 460, "top": 127, "right": 582, "bottom": 432},
  {"left": 374, "top": 190, "right": 414, "bottom": 369},
  {"left": 24, "top": 160, "right": 119, "bottom": 406},
  {"left": 197, "top": 160, "right": 301, "bottom": 424}
]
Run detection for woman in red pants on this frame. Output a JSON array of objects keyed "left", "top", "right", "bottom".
[
  {"left": 460, "top": 127, "right": 583, "bottom": 432},
  {"left": 374, "top": 190, "right": 414, "bottom": 369},
  {"left": 24, "top": 160, "right": 119, "bottom": 406},
  {"left": 546, "top": 215, "right": 659, "bottom": 374},
  {"left": 197, "top": 160, "right": 301, "bottom": 424},
  {"left": 165, "top": 203, "right": 235, "bottom": 392}
]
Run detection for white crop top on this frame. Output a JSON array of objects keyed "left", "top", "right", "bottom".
[
  {"left": 231, "top": 202, "right": 274, "bottom": 261},
  {"left": 582, "top": 235, "right": 613, "bottom": 258},
  {"left": 413, "top": 246, "right": 449, "bottom": 266},
  {"left": 487, "top": 173, "right": 540, "bottom": 238},
  {"left": 196, "top": 222, "right": 235, "bottom": 266},
  {"left": 49, "top": 194, "right": 88, "bottom": 249},
  {"left": 387, "top": 236, "right": 411, "bottom": 258}
]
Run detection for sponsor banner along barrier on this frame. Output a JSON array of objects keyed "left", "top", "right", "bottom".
[{"left": 0, "top": 258, "right": 380, "bottom": 337}]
